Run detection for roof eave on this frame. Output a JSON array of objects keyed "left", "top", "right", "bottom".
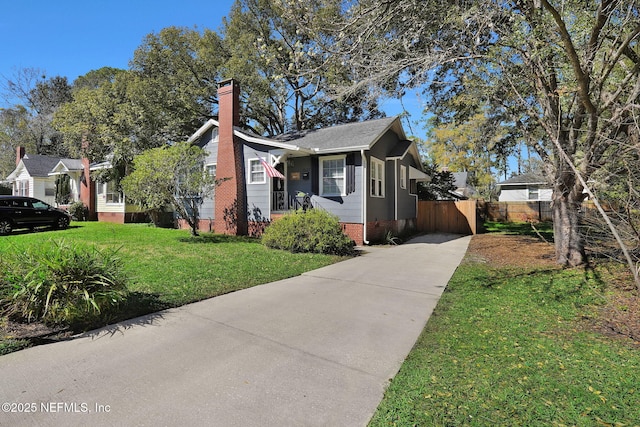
[
  {"left": 187, "top": 119, "right": 218, "bottom": 143},
  {"left": 234, "top": 130, "right": 311, "bottom": 152},
  {"left": 311, "top": 145, "right": 370, "bottom": 155},
  {"left": 498, "top": 181, "right": 548, "bottom": 187}
]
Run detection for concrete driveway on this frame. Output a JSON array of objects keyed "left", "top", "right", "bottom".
[{"left": 0, "top": 233, "right": 471, "bottom": 427}]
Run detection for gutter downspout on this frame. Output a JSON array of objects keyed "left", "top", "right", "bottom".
[
  {"left": 394, "top": 159, "right": 398, "bottom": 221},
  {"left": 361, "top": 149, "right": 369, "bottom": 245}
]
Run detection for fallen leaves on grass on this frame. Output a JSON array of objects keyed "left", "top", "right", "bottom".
[{"left": 467, "top": 233, "right": 640, "bottom": 345}]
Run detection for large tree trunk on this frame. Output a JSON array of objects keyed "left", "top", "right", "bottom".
[{"left": 552, "top": 171, "right": 587, "bottom": 266}]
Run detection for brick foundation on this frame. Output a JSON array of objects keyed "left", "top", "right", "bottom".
[
  {"left": 180, "top": 214, "right": 416, "bottom": 247},
  {"left": 341, "top": 223, "right": 364, "bottom": 246},
  {"left": 97, "top": 212, "right": 148, "bottom": 224}
]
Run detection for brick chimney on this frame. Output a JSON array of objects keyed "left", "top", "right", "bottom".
[
  {"left": 80, "top": 157, "right": 96, "bottom": 220},
  {"left": 16, "top": 146, "right": 25, "bottom": 165},
  {"left": 214, "top": 79, "right": 247, "bottom": 235}
]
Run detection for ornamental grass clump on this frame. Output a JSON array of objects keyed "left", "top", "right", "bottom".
[
  {"left": 262, "top": 209, "right": 355, "bottom": 255},
  {"left": 0, "top": 239, "right": 129, "bottom": 328}
]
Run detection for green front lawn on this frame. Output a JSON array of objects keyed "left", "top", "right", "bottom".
[
  {"left": 484, "top": 220, "right": 554, "bottom": 241},
  {"left": 370, "top": 248, "right": 640, "bottom": 426},
  {"left": 0, "top": 222, "right": 345, "bottom": 354}
]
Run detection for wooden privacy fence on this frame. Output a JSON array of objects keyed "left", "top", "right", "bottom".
[
  {"left": 417, "top": 200, "right": 605, "bottom": 235},
  {"left": 417, "top": 200, "right": 478, "bottom": 235},
  {"left": 480, "top": 201, "right": 553, "bottom": 222}
]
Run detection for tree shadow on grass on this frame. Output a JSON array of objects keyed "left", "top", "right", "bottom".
[{"left": 178, "top": 234, "right": 260, "bottom": 244}]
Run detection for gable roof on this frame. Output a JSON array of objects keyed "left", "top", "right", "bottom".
[
  {"left": 6, "top": 154, "right": 83, "bottom": 181},
  {"left": 49, "top": 159, "right": 84, "bottom": 175},
  {"left": 187, "top": 115, "right": 424, "bottom": 171},
  {"left": 273, "top": 116, "right": 402, "bottom": 153},
  {"left": 452, "top": 172, "right": 468, "bottom": 189},
  {"left": 498, "top": 172, "right": 549, "bottom": 186},
  {"left": 6, "top": 154, "right": 61, "bottom": 180},
  {"left": 189, "top": 116, "right": 406, "bottom": 154},
  {"left": 20, "top": 154, "right": 63, "bottom": 177},
  {"left": 187, "top": 119, "right": 307, "bottom": 152}
]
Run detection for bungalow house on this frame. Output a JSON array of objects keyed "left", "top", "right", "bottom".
[
  {"left": 5, "top": 147, "right": 84, "bottom": 207},
  {"left": 187, "top": 79, "right": 429, "bottom": 245},
  {"left": 497, "top": 172, "right": 552, "bottom": 202}
]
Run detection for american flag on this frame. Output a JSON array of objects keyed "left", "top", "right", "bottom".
[{"left": 256, "top": 153, "right": 285, "bottom": 179}]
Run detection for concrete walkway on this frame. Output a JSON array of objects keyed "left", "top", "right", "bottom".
[{"left": 0, "top": 234, "right": 470, "bottom": 427}]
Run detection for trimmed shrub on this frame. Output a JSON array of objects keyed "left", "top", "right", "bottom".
[
  {"left": 0, "top": 240, "right": 129, "bottom": 327},
  {"left": 262, "top": 209, "right": 355, "bottom": 255},
  {"left": 68, "top": 201, "right": 89, "bottom": 221}
]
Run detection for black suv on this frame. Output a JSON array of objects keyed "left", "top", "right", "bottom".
[{"left": 0, "top": 196, "right": 72, "bottom": 235}]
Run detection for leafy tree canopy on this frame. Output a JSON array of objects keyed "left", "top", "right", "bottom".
[
  {"left": 0, "top": 68, "right": 73, "bottom": 158},
  {"left": 121, "top": 142, "right": 219, "bottom": 236},
  {"left": 222, "top": 0, "right": 383, "bottom": 135}
]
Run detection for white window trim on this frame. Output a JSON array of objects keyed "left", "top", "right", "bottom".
[
  {"left": 103, "top": 181, "right": 124, "bottom": 205},
  {"left": 248, "top": 158, "right": 266, "bottom": 184},
  {"left": 400, "top": 165, "right": 407, "bottom": 189},
  {"left": 528, "top": 186, "right": 539, "bottom": 201},
  {"left": 205, "top": 163, "right": 217, "bottom": 178},
  {"left": 370, "top": 156, "right": 385, "bottom": 198},
  {"left": 320, "top": 154, "right": 346, "bottom": 197}
]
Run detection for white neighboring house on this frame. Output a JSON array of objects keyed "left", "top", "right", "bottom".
[
  {"left": 89, "top": 160, "right": 145, "bottom": 223},
  {"left": 5, "top": 150, "right": 83, "bottom": 206},
  {"left": 497, "top": 173, "right": 553, "bottom": 202},
  {"left": 451, "top": 172, "right": 477, "bottom": 200}
]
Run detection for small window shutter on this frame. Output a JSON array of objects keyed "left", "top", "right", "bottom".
[
  {"left": 346, "top": 153, "right": 356, "bottom": 195},
  {"left": 311, "top": 156, "right": 319, "bottom": 195}
]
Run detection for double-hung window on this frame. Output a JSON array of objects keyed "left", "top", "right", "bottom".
[
  {"left": 99, "top": 180, "right": 123, "bottom": 204},
  {"left": 320, "top": 155, "right": 346, "bottom": 196},
  {"left": 370, "top": 157, "right": 385, "bottom": 197},
  {"left": 15, "top": 180, "right": 29, "bottom": 196},
  {"left": 248, "top": 159, "right": 266, "bottom": 184},
  {"left": 106, "top": 181, "right": 123, "bottom": 204},
  {"left": 205, "top": 163, "right": 217, "bottom": 179}
]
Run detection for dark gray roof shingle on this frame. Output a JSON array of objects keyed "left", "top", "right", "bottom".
[
  {"left": 498, "top": 172, "right": 549, "bottom": 186},
  {"left": 272, "top": 116, "right": 398, "bottom": 151},
  {"left": 21, "top": 155, "right": 63, "bottom": 177}
]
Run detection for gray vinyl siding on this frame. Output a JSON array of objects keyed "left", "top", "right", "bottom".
[
  {"left": 395, "top": 159, "right": 418, "bottom": 219},
  {"left": 365, "top": 130, "right": 419, "bottom": 221},
  {"left": 244, "top": 143, "right": 272, "bottom": 222},
  {"left": 314, "top": 153, "right": 363, "bottom": 224},
  {"left": 197, "top": 128, "right": 218, "bottom": 221},
  {"left": 366, "top": 131, "right": 397, "bottom": 221}
]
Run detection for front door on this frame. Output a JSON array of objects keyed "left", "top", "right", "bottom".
[{"left": 272, "top": 163, "right": 286, "bottom": 211}]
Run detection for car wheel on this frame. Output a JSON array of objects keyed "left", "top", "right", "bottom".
[
  {"left": 0, "top": 219, "right": 13, "bottom": 236},
  {"left": 55, "top": 216, "right": 70, "bottom": 230}
]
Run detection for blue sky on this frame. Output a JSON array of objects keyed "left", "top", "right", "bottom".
[
  {"left": 0, "top": 0, "right": 426, "bottom": 136},
  {"left": 0, "top": 0, "right": 234, "bottom": 82}
]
